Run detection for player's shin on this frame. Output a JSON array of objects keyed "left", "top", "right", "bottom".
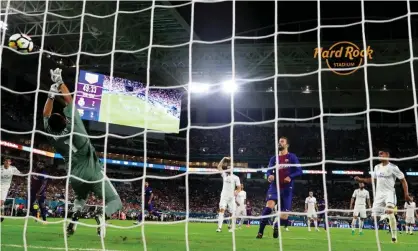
[
  {"left": 351, "top": 218, "right": 357, "bottom": 230},
  {"left": 257, "top": 207, "right": 272, "bottom": 235},
  {"left": 388, "top": 213, "right": 397, "bottom": 239},
  {"left": 217, "top": 211, "right": 225, "bottom": 230},
  {"left": 67, "top": 199, "right": 85, "bottom": 236},
  {"left": 358, "top": 219, "right": 363, "bottom": 232}
]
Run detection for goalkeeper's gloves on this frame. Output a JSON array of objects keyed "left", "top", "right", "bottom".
[
  {"left": 50, "top": 68, "right": 64, "bottom": 85},
  {"left": 48, "top": 83, "right": 60, "bottom": 100}
]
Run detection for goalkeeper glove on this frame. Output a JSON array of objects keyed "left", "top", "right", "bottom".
[
  {"left": 50, "top": 68, "right": 64, "bottom": 85},
  {"left": 48, "top": 83, "right": 60, "bottom": 100}
]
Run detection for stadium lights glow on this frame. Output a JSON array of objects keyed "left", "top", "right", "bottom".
[
  {"left": 222, "top": 80, "right": 238, "bottom": 93},
  {"left": 302, "top": 85, "right": 311, "bottom": 94},
  {"left": 381, "top": 84, "right": 388, "bottom": 91},
  {"left": 189, "top": 82, "right": 210, "bottom": 93},
  {"left": 0, "top": 21, "right": 8, "bottom": 30}
]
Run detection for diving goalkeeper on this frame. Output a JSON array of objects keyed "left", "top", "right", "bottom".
[{"left": 43, "top": 68, "right": 122, "bottom": 237}]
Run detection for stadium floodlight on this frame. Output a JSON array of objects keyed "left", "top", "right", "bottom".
[
  {"left": 302, "top": 85, "right": 311, "bottom": 94},
  {"left": 189, "top": 82, "right": 210, "bottom": 93},
  {"left": 0, "top": 21, "right": 8, "bottom": 30},
  {"left": 222, "top": 80, "right": 237, "bottom": 93}
]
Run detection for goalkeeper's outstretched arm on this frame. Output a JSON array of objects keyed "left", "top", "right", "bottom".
[{"left": 217, "top": 157, "right": 230, "bottom": 171}]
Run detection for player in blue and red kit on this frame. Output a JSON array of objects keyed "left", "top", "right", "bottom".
[
  {"left": 246, "top": 202, "right": 252, "bottom": 227},
  {"left": 30, "top": 161, "right": 48, "bottom": 222},
  {"left": 317, "top": 198, "right": 327, "bottom": 230},
  {"left": 256, "top": 137, "right": 303, "bottom": 239},
  {"left": 134, "top": 181, "right": 160, "bottom": 224}
]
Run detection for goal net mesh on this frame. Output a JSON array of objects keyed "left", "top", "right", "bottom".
[{"left": 1, "top": 0, "right": 418, "bottom": 251}]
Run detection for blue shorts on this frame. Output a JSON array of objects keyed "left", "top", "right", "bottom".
[
  {"left": 145, "top": 202, "right": 154, "bottom": 212},
  {"left": 266, "top": 188, "right": 293, "bottom": 212}
]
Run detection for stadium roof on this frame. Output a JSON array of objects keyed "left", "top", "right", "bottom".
[{"left": 1, "top": 1, "right": 418, "bottom": 93}]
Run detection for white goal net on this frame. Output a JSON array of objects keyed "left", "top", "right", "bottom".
[{"left": 1, "top": 0, "right": 418, "bottom": 251}]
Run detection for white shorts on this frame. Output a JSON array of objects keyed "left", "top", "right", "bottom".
[
  {"left": 406, "top": 217, "right": 416, "bottom": 224},
  {"left": 353, "top": 205, "right": 367, "bottom": 218},
  {"left": 372, "top": 191, "right": 397, "bottom": 216},
  {"left": 219, "top": 196, "right": 236, "bottom": 212},
  {"left": 0, "top": 187, "right": 10, "bottom": 202},
  {"left": 307, "top": 210, "right": 317, "bottom": 218},
  {"left": 235, "top": 207, "right": 247, "bottom": 217}
]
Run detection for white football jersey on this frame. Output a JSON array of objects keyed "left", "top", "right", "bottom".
[
  {"left": 404, "top": 202, "right": 416, "bottom": 218},
  {"left": 236, "top": 190, "right": 246, "bottom": 206},
  {"left": 221, "top": 172, "right": 240, "bottom": 197},
  {"left": 372, "top": 163, "right": 404, "bottom": 195},
  {"left": 305, "top": 196, "right": 317, "bottom": 211},
  {"left": 352, "top": 189, "right": 370, "bottom": 206},
  {"left": 0, "top": 165, "right": 21, "bottom": 188}
]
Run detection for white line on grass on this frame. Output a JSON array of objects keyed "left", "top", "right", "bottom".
[{"left": 1, "top": 244, "right": 127, "bottom": 251}]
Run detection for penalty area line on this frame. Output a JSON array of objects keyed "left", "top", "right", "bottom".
[{"left": 1, "top": 244, "right": 128, "bottom": 251}]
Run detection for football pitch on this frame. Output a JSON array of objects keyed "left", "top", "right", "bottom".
[
  {"left": 1, "top": 219, "right": 417, "bottom": 251},
  {"left": 99, "top": 93, "right": 179, "bottom": 133}
]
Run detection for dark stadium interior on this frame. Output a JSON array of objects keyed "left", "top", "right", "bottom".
[{"left": 2, "top": 1, "right": 418, "bottom": 250}]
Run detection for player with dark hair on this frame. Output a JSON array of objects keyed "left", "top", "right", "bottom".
[
  {"left": 43, "top": 68, "right": 122, "bottom": 237},
  {"left": 134, "top": 181, "right": 160, "bottom": 224},
  {"left": 1, "top": 157, "right": 21, "bottom": 222},
  {"left": 355, "top": 149, "right": 411, "bottom": 243},
  {"left": 30, "top": 161, "right": 48, "bottom": 222},
  {"left": 256, "top": 137, "right": 303, "bottom": 239}
]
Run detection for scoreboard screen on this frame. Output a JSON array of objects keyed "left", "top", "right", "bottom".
[{"left": 75, "top": 70, "right": 182, "bottom": 133}]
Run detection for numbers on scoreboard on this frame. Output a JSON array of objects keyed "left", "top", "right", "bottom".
[{"left": 82, "top": 84, "right": 98, "bottom": 94}]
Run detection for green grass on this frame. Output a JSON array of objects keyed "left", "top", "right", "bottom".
[
  {"left": 99, "top": 93, "right": 180, "bottom": 133},
  {"left": 1, "top": 219, "right": 417, "bottom": 251}
]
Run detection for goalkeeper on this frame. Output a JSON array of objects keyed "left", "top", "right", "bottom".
[{"left": 43, "top": 68, "right": 122, "bottom": 237}]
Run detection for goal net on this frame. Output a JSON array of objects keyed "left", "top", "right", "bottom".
[{"left": 1, "top": 0, "right": 418, "bottom": 251}]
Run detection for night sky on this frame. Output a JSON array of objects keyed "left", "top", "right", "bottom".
[{"left": 176, "top": 1, "right": 418, "bottom": 42}]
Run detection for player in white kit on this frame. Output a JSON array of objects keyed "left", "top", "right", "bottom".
[
  {"left": 350, "top": 182, "right": 371, "bottom": 235},
  {"left": 1, "top": 157, "right": 21, "bottom": 222},
  {"left": 403, "top": 196, "right": 417, "bottom": 235},
  {"left": 216, "top": 157, "right": 241, "bottom": 232},
  {"left": 305, "top": 191, "right": 319, "bottom": 232},
  {"left": 355, "top": 149, "right": 411, "bottom": 243},
  {"left": 234, "top": 184, "right": 247, "bottom": 229}
]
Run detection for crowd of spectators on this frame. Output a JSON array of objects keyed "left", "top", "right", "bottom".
[{"left": 5, "top": 156, "right": 418, "bottom": 221}]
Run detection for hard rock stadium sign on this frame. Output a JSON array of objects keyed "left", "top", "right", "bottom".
[{"left": 313, "top": 41, "right": 374, "bottom": 75}]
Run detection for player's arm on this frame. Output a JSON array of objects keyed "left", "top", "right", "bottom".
[
  {"left": 217, "top": 157, "right": 230, "bottom": 172},
  {"left": 315, "top": 201, "right": 318, "bottom": 211},
  {"left": 148, "top": 192, "right": 153, "bottom": 204},
  {"left": 350, "top": 197, "right": 355, "bottom": 210},
  {"left": 43, "top": 97, "right": 54, "bottom": 118},
  {"left": 350, "top": 190, "right": 356, "bottom": 210},
  {"left": 235, "top": 178, "right": 242, "bottom": 193},
  {"left": 58, "top": 83, "right": 73, "bottom": 106},
  {"left": 267, "top": 156, "right": 276, "bottom": 183},
  {"left": 393, "top": 166, "right": 411, "bottom": 202},
  {"left": 367, "top": 191, "right": 371, "bottom": 208},
  {"left": 287, "top": 154, "right": 303, "bottom": 181},
  {"left": 12, "top": 166, "right": 21, "bottom": 175},
  {"left": 304, "top": 198, "right": 308, "bottom": 212},
  {"left": 354, "top": 177, "right": 373, "bottom": 184}
]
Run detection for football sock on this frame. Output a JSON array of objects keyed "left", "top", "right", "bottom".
[
  {"left": 388, "top": 214, "right": 397, "bottom": 239},
  {"left": 217, "top": 212, "right": 224, "bottom": 229},
  {"left": 258, "top": 207, "right": 272, "bottom": 234}
]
